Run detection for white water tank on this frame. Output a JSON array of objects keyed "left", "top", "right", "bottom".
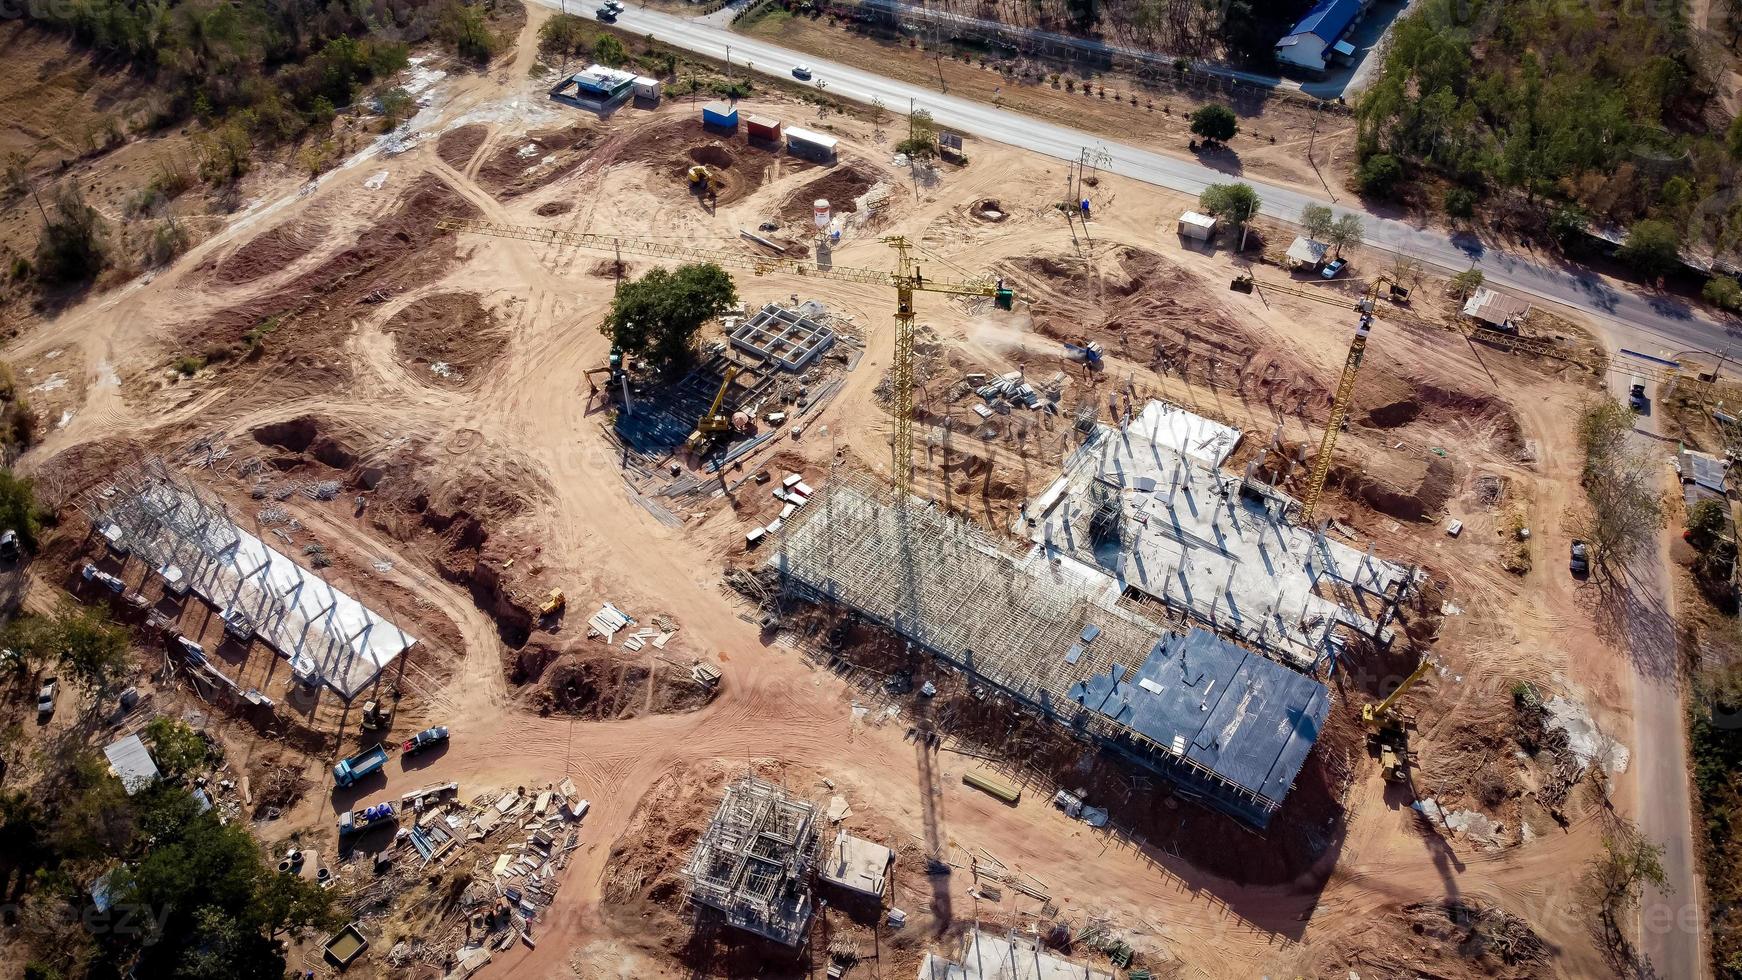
[{"left": 813, "top": 199, "right": 831, "bottom": 228}]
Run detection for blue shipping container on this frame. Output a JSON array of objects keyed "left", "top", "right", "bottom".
[{"left": 702, "top": 102, "right": 739, "bottom": 129}]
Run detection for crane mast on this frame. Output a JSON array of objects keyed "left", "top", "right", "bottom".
[{"left": 1300, "top": 304, "right": 1374, "bottom": 523}]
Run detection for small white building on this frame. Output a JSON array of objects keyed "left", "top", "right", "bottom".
[
  {"left": 632, "top": 75, "right": 661, "bottom": 101},
  {"left": 818, "top": 830, "right": 893, "bottom": 898},
  {"left": 1462, "top": 286, "right": 1531, "bottom": 331},
  {"left": 1177, "top": 210, "right": 1218, "bottom": 242},
  {"left": 104, "top": 734, "right": 161, "bottom": 795},
  {"left": 1285, "top": 236, "right": 1330, "bottom": 270}
]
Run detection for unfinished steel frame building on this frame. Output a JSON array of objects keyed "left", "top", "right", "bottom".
[
  {"left": 682, "top": 776, "right": 823, "bottom": 946},
  {"left": 771, "top": 475, "right": 1332, "bottom": 829},
  {"left": 77, "top": 457, "right": 415, "bottom": 700}
]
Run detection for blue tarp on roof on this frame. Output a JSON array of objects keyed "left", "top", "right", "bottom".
[
  {"left": 1069, "top": 628, "right": 1328, "bottom": 808},
  {"left": 1280, "top": 0, "right": 1361, "bottom": 45}
]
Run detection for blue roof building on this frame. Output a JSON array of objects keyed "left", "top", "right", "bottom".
[
  {"left": 1275, "top": 0, "right": 1364, "bottom": 72},
  {"left": 1070, "top": 628, "right": 1330, "bottom": 828}
]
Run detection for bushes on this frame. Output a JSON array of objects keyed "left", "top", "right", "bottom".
[
  {"left": 33, "top": 187, "right": 108, "bottom": 287},
  {"left": 1443, "top": 187, "right": 1476, "bottom": 219},
  {"left": 1356, "top": 154, "right": 1403, "bottom": 198},
  {"left": 1188, "top": 104, "right": 1237, "bottom": 145},
  {"left": 1618, "top": 219, "right": 1682, "bottom": 279},
  {"left": 1704, "top": 274, "right": 1742, "bottom": 313}
]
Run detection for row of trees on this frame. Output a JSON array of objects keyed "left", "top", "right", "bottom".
[{"left": 1573, "top": 399, "right": 1665, "bottom": 572}]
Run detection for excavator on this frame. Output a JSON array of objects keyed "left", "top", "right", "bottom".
[
  {"left": 1364, "top": 658, "right": 1435, "bottom": 782},
  {"left": 685, "top": 365, "right": 743, "bottom": 456},
  {"left": 688, "top": 165, "right": 723, "bottom": 203}
]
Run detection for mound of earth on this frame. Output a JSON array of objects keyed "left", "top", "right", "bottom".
[
  {"left": 778, "top": 164, "right": 879, "bottom": 226},
  {"left": 476, "top": 125, "right": 605, "bottom": 198},
  {"left": 436, "top": 123, "right": 487, "bottom": 169},
  {"left": 533, "top": 200, "right": 573, "bottom": 216},
  {"left": 205, "top": 218, "right": 330, "bottom": 286},
  {"left": 176, "top": 175, "right": 480, "bottom": 396},
  {"left": 381, "top": 292, "right": 507, "bottom": 387}
]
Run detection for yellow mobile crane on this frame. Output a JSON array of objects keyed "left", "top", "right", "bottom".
[
  {"left": 685, "top": 364, "right": 741, "bottom": 455},
  {"left": 437, "top": 218, "right": 1016, "bottom": 495},
  {"left": 1363, "top": 657, "right": 1435, "bottom": 782}
]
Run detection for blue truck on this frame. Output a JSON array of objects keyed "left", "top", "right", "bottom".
[
  {"left": 338, "top": 801, "right": 396, "bottom": 836},
  {"left": 332, "top": 745, "right": 389, "bottom": 789}
]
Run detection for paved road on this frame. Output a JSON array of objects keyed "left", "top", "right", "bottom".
[
  {"left": 1611, "top": 371, "right": 1707, "bottom": 980},
  {"left": 563, "top": 0, "right": 1736, "bottom": 362}
]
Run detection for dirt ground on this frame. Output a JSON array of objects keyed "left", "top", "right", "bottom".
[{"left": 0, "top": 9, "right": 1652, "bottom": 980}]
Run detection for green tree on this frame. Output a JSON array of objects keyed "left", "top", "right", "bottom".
[
  {"left": 1583, "top": 827, "right": 1669, "bottom": 944},
  {"left": 539, "top": 14, "right": 589, "bottom": 57},
  {"left": 1575, "top": 399, "right": 1665, "bottom": 570},
  {"left": 1703, "top": 274, "right": 1742, "bottom": 312},
  {"left": 33, "top": 186, "right": 108, "bottom": 286},
  {"left": 896, "top": 109, "right": 938, "bottom": 159},
  {"left": 1728, "top": 112, "right": 1742, "bottom": 160},
  {"left": 145, "top": 717, "right": 213, "bottom": 780},
  {"left": 436, "top": 0, "right": 496, "bottom": 62},
  {"left": 1443, "top": 187, "right": 1476, "bottom": 219},
  {"left": 0, "top": 469, "right": 39, "bottom": 549},
  {"left": 592, "top": 33, "right": 627, "bottom": 68},
  {"left": 1618, "top": 218, "right": 1682, "bottom": 279},
  {"left": 113, "top": 790, "right": 339, "bottom": 977},
  {"left": 1300, "top": 203, "right": 1334, "bottom": 241},
  {"left": 1686, "top": 498, "right": 1728, "bottom": 546},
  {"left": 1450, "top": 267, "right": 1485, "bottom": 299},
  {"left": 378, "top": 87, "right": 414, "bottom": 130},
  {"left": 1549, "top": 204, "right": 1591, "bottom": 246},
  {"left": 1189, "top": 104, "right": 1238, "bottom": 145},
  {"left": 1198, "top": 182, "right": 1261, "bottom": 250},
  {"left": 1356, "top": 154, "right": 1403, "bottom": 198},
  {"left": 1327, "top": 213, "right": 1364, "bottom": 258},
  {"left": 196, "top": 120, "right": 252, "bottom": 184},
  {"left": 601, "top": 264, "right": 738, "bottom": 371},
  {"left": 13, "top": 605, "right": 130, "bottom": 698}
]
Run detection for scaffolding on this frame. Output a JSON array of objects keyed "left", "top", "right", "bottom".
[
  {"left": 682, "top": 776, "right": 823, "bottom": 947},
  {"left": 78, "top": 457, "right": 415, "bottom": 700},
  {"left": 771, "top": 477, "right": 1326, "bottom": 828}
]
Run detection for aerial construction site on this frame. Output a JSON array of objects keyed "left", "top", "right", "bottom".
[{"left": 0, "top": 9, "right": 1715, "bottom": 980}]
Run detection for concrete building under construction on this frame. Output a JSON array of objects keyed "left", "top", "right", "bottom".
[
  {"left": 768, "top": 401, "right": 1418, "bottom": 828},
  {"left": 681, "top": 776, "right": 822, "bottom": 946}
]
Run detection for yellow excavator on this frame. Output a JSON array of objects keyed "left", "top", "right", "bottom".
[
  {"left": 1364, "top": 658, "right": 1434, "bottom": 782},
  {"left": 688, "top": 165, "right": 723, "bottom": 201},
  {"left": 685, "top": 365, "right": 741, "bottom": 456}
]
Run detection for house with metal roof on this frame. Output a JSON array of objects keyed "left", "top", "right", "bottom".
[
  {"left": 103, "top": 734, "right": 161, "bottom": 795},
  {"left": 1275, "top": 0, "right": 1364, "bottom": 72}
]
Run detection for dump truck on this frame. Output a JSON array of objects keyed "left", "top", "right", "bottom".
[
  {"left": 337, "top": 801, "right": 396, "bottom": 836},
  {"left": 332, "top": 744, "right": 390, "bottom": 789}
]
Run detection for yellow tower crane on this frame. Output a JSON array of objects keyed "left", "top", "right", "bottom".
[
  {"left": 1297, "top": 278, "right": 1389, "bottom": 523},
  {"left": 437, "top": 218, "right": 1015, "bottom": 494}
]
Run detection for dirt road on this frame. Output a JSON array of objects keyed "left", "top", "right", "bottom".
[{"left": 1614, "top": 372, "right": 1706, "bottom": 979}]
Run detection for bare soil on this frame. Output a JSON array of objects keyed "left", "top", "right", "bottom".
[{"left": 379, "top": 291, "right": 508, "bottom": 386}]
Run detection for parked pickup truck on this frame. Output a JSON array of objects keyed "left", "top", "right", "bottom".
[
  {"left": 337, "top": 801, "right": 396, "bottom": 836},
  {"left": 401, "top": 726, "right": 449, "bottom": 756},
  {"left": 332, "top": 744, "right": 390, "bottom": 789}
]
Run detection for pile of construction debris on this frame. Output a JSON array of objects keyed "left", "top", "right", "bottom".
[
  {"left": 332, "top": 780, "right": 592, "bottom": 976},
  {"left": 586, "top": 604, "right": 680, "bottom": 651}
]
